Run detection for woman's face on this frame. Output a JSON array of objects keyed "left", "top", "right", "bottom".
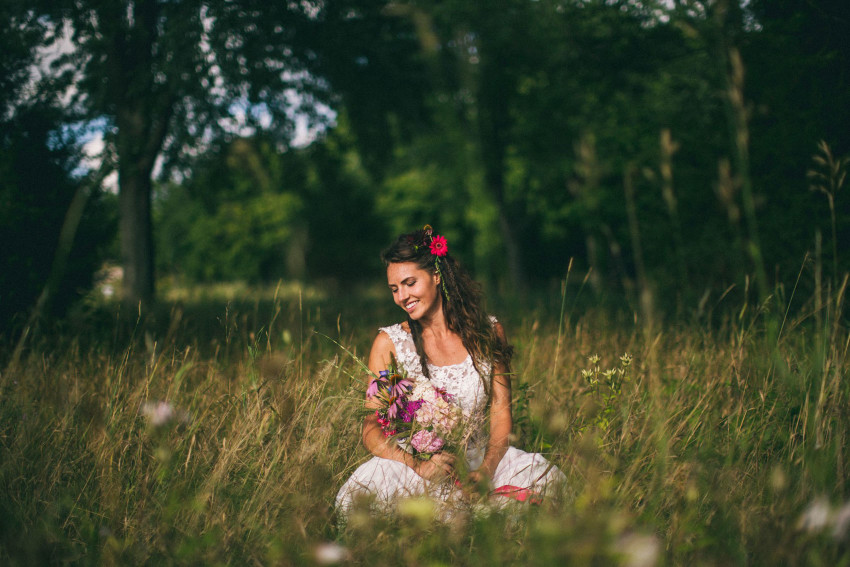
[{"left": 386, "top": 262, "right": 441, "bottom": 320}]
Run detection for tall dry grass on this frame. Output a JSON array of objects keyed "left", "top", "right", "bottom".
[{"left": 1, "top": 278, "right": 848, "bottom": 565}]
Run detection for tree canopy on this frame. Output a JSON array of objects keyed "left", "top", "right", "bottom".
[{"left": 3, "top": 0, "right": 849, "bottom": 319}]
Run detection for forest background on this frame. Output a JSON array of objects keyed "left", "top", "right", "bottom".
[
  {"left": 2, "top": 0, "right": 848, "bottom": 325},
  {"left": 3, "top": 2, "right": 850, "bottom": 565}
]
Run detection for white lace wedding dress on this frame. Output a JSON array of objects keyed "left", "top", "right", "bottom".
[{"left": 335, "top": 323, "right": 565, "bottom": 517}]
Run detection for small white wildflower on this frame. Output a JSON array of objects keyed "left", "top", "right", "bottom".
[
  {"left": 797, "top": 496, "right": 831, "bottom": 533},
  {"left": 615, "top": 532, "right": 660, "bottom": 567},
  {"left": 588, "top": 354, "right": 600, "bottom": 365},
  {"left": 141, "top": 400, "right": 190, "bottom": 427},
  {"left": 313, "top": 541, "right": 349, "bottom": 565},
  {"left": 620, "top": 353, "right": 633, "bottom": 367}
]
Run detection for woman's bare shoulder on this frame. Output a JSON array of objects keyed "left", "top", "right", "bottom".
[
  {"left": 368, "top": 329, "right": 396, "bottom": 371},
  {"left": 371, "top": 329, "right": 394, "bottom": 350}
]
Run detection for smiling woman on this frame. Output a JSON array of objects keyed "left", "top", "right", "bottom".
[
  {"left": 335, "top": 226, "right": 565, "bottom": 521},
  {"left": 387, "top": 263, "right": 442, "bottom": 321}
]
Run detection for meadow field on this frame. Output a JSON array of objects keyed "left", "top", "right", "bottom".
[{"left": 1, "top": 279, "right": 848, "bottom": 566}]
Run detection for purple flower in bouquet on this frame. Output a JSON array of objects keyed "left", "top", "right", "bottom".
[
  {"left": 366, "top": 355, "right": 415, "bottom": 437},
  {"left": 401, "top": 399, "right": 423, "bottom": 423},
  {"left": 389, "top": 371, "right": 412, "bottom": 398},
  {"left": 366, "top": 370, "right": 389, "bottom": 400},
  {"left": 411, "top": 429, "right": 445, "bottom": 453},
  {"left": 365, "top": 354, "right": 462, "bottom": 457}
]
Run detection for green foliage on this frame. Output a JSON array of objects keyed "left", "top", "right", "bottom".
[
  {"left": 6, "top": 0, "right": 850, "bottom": 316},
  {"left": 313, "top": 0, "right": 850, "bottom": 307},
  {"left": 156, "top": 126, "right": 387, "bottom": 283},
  {"left": 158, "top": 184, "right": 303, "bottom": 282},
  {"left": 0, "top": 105, "right": 116, "bottom": 332},
  {"left": 745, "top": 0, "right": 850, "bottom": 284}
]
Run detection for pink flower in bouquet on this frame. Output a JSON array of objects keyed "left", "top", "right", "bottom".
[
  {"left": 386, "top": 395, "right": 402, "bottom": 419},
  {"left": 366, "top": 370, "right": 390, "bottom": 400},
  {"left": 409, "top": 382, "right": 460, "bottom": 433},
  {"left": 411, "top": 429, "right": 445, "bottom": 453},
  {"left": 367, "top": 365, "right": 412, "bottom": 431},
  {"left": 366, "top": 378, "right": 380, "bottom": 399}
]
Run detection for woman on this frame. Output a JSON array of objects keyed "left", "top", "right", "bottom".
[{"left": 335, "top": 226, "right": 564, "bottom": 517}]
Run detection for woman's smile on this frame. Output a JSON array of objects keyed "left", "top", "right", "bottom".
[{"left": 387, "top": 262, "right": 440, "bottom": 320}]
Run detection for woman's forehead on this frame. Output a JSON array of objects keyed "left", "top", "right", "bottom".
[{"left": 386, "top": 262, "right": 427, "bottom": 284}]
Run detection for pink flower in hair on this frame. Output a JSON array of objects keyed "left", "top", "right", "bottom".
[{"left": 430, "top": 235, "right": 448, "bottom": 257}]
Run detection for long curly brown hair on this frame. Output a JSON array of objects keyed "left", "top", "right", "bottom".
[{"left": 381, "top": 227, "right": 513, "bottom": 392}]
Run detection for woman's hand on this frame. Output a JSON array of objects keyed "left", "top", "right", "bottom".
[
  {"left": 465, "top": 469, "right": 493, "bottom": 496},
  {"left": 413, "top": 452, "right": 456, "bottom": 481},
  {"left": 467, "top": 470, "right": 490, "bottom": 486}
]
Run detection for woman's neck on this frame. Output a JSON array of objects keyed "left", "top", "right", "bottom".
[{"left": 416, "top": 311, "right": 452, "bottom": 339}]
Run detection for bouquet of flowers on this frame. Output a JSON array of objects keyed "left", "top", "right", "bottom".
[
  {"left": 365, "top": 353, "right": 545, "bottom": 505},
  {"left": 366, "top": 354, "right": 462, "bottom": 458}
]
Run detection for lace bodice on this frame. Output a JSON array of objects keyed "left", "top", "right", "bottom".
[{"left": 378, "top": 324, "right": 490, "bottom": 420}]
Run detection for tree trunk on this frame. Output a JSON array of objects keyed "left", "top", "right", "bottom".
[
  {"left": 476, "top": 10, "right": 527, "bottom": 294},
  {"left": 119, "top": 163, "right": 155, "bottom": 308},
  {"left": 104, "top": 0, "right": 170, "bottom": 310}
]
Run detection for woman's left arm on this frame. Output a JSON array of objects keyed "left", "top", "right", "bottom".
[{"left": 473, "top": 322, "right": 512, "bottom": 483}]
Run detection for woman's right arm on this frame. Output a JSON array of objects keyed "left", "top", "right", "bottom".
[{"left": 361, "top": 332, "right": 454, "bottom": 480}]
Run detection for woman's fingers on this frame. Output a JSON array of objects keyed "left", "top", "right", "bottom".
[
  {"left": 420, "top": 462, "right": 446, "bottom": 480},
  {"left": 413, "top": 453, "right": 456, "bottom": 480},
  {"left": 432, "top": 452, "right": 455, "bottom": 468}
]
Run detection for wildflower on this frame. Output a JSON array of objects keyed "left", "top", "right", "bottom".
[
  {"left": 797, "top": 496, "right": 831, "bottom": 533},
  {"left": 386, "top": 396, "right": 401, "bottom": 419},
  {"left": 366, "top": 378, "right": 380, "bottom": 398},
  {"left": 389, "top": 372, "right": 412, "bottom": 397},
  {"left": 430, "top": 235, "right": 448, "bottom": 256},
  {"left": 401, "top": 399, "right": 423, "bottom": 423},
  {"left": 313, "top": 541, "right": 349, "bottom": 565},
  {"left": 614, "top": 532, "right": 660, "bottom": 567},
  {"left": 620, "top": 353, "right": 633, "bottom": 367},
  {"left": 588, "top": 354, "right": 600, "bottom": 365},
  {"left": 141, "top": 400, "right": 190, "bottom": 427}
]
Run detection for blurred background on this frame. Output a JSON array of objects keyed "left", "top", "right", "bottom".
[{"left": 2, "top": 0, "right": 848, "bottom": 331}]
